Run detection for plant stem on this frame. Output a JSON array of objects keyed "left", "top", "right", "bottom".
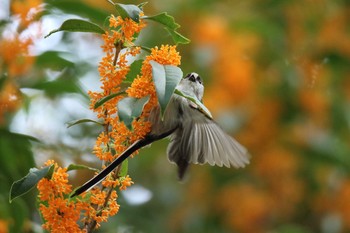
[
  {"left": 113, "top": 41, "right": 123, "bottom": 67},
  {"left": 86, "top": 39, "right": 124, "bottom": 233}
]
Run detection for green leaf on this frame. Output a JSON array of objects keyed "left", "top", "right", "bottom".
[
  {"left": 276, "top": 224, "right": 312, "bottom": 233},
  {"left": 174, "top": 89, "right": 213, "bottom": 119},
  {"left": 117, "top": 96, "right": 150, "bottom": 130},
  {"left": 0, "top": 73, "right": 8, "bottom": 90},
  {"left": 114, "top": 3, "right": 142, "bottom": 23},
  {"left": 45, "top": 165, "right": 55, "bottom": 179},
  {"left": 70, "top": 189, "right": 92, "bottom": 201},
  {"left": 46, "top": 0, "right": 107, "bottom": 23},
  {"left": 124, "top": 60, "right": 143, "bottom": 84},
  {"left": 138, "top": 2, "right": 148, "bottom": 9},
  {"left": 143, "top": 13, "right": 178, "bottom": 30},
  {"left": 166, "top": 28, "right": 191, "bottom": 45},
  {"left": 66, "top": 118, "right": 103, "bottom": 128},
  {"left": 31, "top": 71, "right": 84, "bottom": 97},
  {"left": 0, "top": 129, "right": 36, "bottom": 182},
  {"left": 35, "top": 51, "right": 74, "bottom": 71},
  {"left": 45, "top": 19, "right": 105, "bottom": 38},
  {"left": 142, "top": 13, "right": 190, "bottom": 44},
  {"left": 94, "top": 91, "right": 126, "bottom": 109},
  {"left": 139, "top": 45, "right": 152, "bottom": 53},
  {"left": 119, "top": 159, "right": 128, "bottom": 177},
  {"left": 0, "top": 19, "right": 10, "bottom": 29},
  {"left": 149, "top": 60, "right": 183, "bottom": 115},
  {"left": 9, "top": 199, "right": 28, "bottom": 233},
  {"left": 0, "top": 130, "right": 40, "bottom": 143},
  {"left": 67, "top": 164, "right": 99, "bottom": 173},
  {"left": 9, "top": 165, "right": 54, "bottom": 203}
]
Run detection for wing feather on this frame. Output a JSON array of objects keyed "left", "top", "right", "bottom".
[
  {"left": 189, "top": 115, "right": 249, "bottom": 168},
  {"left": 166, "top": 97, "right": 250, "bottom": 179},
  {"left": 209, "top": 124, "right": 230, "bottom": 167}
]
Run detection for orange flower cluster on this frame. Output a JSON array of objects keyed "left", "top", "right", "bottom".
[
  {"left": 83, "top": 13, "right": 181, "bottom": 231},
  {"left": 89, "top": 14, "right": 146, "bottom": 162},
  {"left": 0, "top": 82, "right": 22, "bottom": 125},
  {"left": 109, "top": 15, "right": 146, "bottom": 44},
  {"left": 37, "top": 160, "right": 122, "bottom": 232},
  {"left": 11, "top": 0, "right": 42, "bottom": 27},
  {"left": 119, "top": 175, "right": 134, "bottom": 191},
  {"left": 0, "top": 36, "right": 35, "bottom": 124},
  {"left": 34, "top": 8, "right": 183, "bottom": 231},
  {"left": 37, "top": 160, "right": 88, "bottom": 233},
  {"left": 0, "top": 36, "right": 35, "bottom": 78},
  {"left": 127, "top": 44, "right": 181, "bottom": 118},
  {"left": 90, "top": 29, "right": 181, "bottom": 161},
  {"left": 82, "top": 188, "right": 120, "bottom": 229},
  {"left": 0, "top": 0, "right": 41, "bottom": 125}
]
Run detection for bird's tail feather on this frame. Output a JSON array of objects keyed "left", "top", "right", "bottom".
[{"left": 70, "top": 127, "right": 178, "bottom": 198}]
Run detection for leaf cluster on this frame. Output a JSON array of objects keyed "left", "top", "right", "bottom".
[{"left": 45, "top": 2, "right": 190, "bottom": 45}]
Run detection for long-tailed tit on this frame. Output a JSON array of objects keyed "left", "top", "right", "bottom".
[{"left": 71, "top": 72, "right": 249, "bottom": 197}]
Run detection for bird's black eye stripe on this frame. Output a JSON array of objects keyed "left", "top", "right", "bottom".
[
  {"left": 185, "top": 73, "right": 202, "bottom": 84},
  {"left": 184, "top": 73, "right": 192, "bottom": 79},
  {"left": 189, "top": 74, "right": 196, "bottom": 82}
]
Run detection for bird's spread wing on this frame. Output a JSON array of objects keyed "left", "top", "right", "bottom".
[
  {"left": 188, "top": 117, "right": 249, "bottom": 167},
  {"left": 167, "top": 103, "right": 249, "bottom": 179}
]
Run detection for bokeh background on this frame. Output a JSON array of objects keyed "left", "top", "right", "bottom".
[{"left": 1, "top": 0, "right": 350, "bottom": 232}]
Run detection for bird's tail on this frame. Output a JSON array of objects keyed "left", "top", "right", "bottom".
[{"left": 70, "top": 127, "right": 177, "bottom": 198}]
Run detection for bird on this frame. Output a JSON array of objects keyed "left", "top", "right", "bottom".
[{"left": 71, "top": 72, "right": 249, "bottom": 197}]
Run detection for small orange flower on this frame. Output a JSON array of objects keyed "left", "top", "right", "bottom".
[
  {"left": 140, "top": 45, "right": 181, "bottom": 77},
  {"left": 89, "top": 13, "right": 149, "bottom": 165},
  {"left": 120, "top": 175, "right": 134, "bottom": 191},
  {"left": 37, "top": 160, "right": 88, "bottom": 233},
  {"left": 109, "top": 15, "right": 146, "bottom": 43},
  {"left": 127, "top": 44, "right": 181, "bottom": 117},
  {"left": 81, "top": 189, "right": 120, "bottom": 229},
  {"left": 39, "top": 198, "right": 87, "bottom": 233},
  {"left": 0, "top": 2, "right": 40, "bottom": 125},
  {"left": 0, "top": 36, "right": 35, "bottom": 77},
  {"left": 90, "top": 189, "right": 107, "bottom": 206},
  {"left": 102, "top": 176, "right": 120, "bottom": 188},
  {"left": 0, "top": 219, "right": 8, "bottom": 233},
  {"left": 11, "top": 0, "right": 42, "bottom": 27},
  {"left": 37, "top": 161, "right": 71, "bottom": 200},
  {"left": 108, "top": 191, "right": 120, "bottom": 215},
  {"left": 0, "top": 82, "right": 22, "bottom": 125}
]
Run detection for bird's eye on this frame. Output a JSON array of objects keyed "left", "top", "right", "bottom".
[
  {"left": 189, "top": 74, "right": 196, "bottom": 82},
  {"left": 196, "top": 76, "right": 202, "bottom": 84}
]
